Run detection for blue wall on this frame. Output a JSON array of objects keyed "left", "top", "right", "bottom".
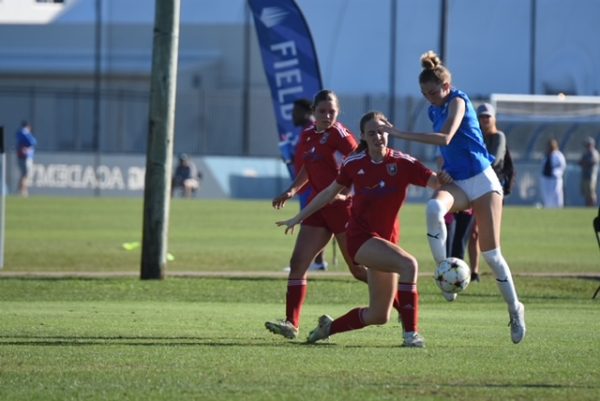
[{"left": 8, "top": 152, "right": 592, "bottom": 207}]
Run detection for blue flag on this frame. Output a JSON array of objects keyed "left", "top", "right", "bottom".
[{"left": 247, "top": 0, "right": 323, "bottom": 177}]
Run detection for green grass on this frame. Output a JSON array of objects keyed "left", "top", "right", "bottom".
[
  {"left": 3, "top": 196, "right": 599, "bottom": 273},
  {"left": 1, "top": 197, "right": 600, "bottom": 400},
  {"left": 0, "top": 277, "right": 599, "bottom": 401}
]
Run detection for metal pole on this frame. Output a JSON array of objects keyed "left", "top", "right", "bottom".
[
  {"left": 93, "top": 0, "right": 102, "bottom": 196},
  {"left": 388, "top": 0, "right": 397, "bottom": 124},
  {"left": 388, "top": 0, "right": 398, "bottom": 151},
  {"left": 529, "top": 0, "right": 537, "bottom": 94},
  {"left": 140, "top": 0, "right": 181, "bottom": 280},
  {"left": 439, "top": 0, "right": 448, "bottom": 61}
]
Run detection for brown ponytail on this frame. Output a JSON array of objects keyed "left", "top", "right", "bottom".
[{"left": 419, "top": 50, "right": 451, "bottom": 85}]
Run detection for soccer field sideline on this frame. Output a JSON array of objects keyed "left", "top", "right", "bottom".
[{"left": 1, "top": 270, "right": 599, "bottom": 279}]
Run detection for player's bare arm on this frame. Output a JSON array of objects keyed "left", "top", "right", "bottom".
[
  {"left": 275, "top": 181, "right": 345, "bottom": 234},
  {"left": 272, "top": 165, "right": 309, "bottom": 209},
  {"left": 379, "top": 97, "right": 466, "bottom": 146}
]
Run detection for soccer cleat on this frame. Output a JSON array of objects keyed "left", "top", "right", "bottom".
[
  {"left": 402, "top": 331, "right": 425, "bottom": 348},
  {"left": 471, "top": 272, "right": 480, "bottom": 283},
  {"left": 308, "top": 261, "right": 328, "bottom": 271},
  {"left": 306, "top": 315, "right": 333, "bottom": 343},
  {"left": 282, "top": 261, "right": 328, "bottom": 273},
  {"left": 441, "top": 290, "right": 457, "bottom": 302},
  {"left": 265, "top": 319, "right": 298, "bottom": 339},
  {"left": 508, "top": 302, "right": 526, "bottom": 344}
]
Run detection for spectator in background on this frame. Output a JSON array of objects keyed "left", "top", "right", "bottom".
[
  {"left": 171, "top": 153, "right": 201, "bottom": 198},
  {"left": 578, "top": 137, "right": 599, "bottom": 207},
  {"left": 540, "top": 138, "right": 566, "bottom": 208},
  {"left": 478, "top": 103, "right": 515, "bottom": 197},
  {"left": 478, "top": 104, "right": 506, "bottom": 184},
  {"left": 15, "top": 121, "right": 37, "bottom": 197},
  {"left": 292, "top": 99, "right": 327, "bottom": 270}
]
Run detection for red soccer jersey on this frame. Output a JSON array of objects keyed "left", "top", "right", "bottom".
[
  {"left": 337, "top": 148, "right": 433, "bottom": 242},
  {"left": 296, "top": 121, "right": 358, "bottom": 201}
]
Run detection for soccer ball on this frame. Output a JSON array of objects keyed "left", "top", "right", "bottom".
[{"left": 434, "top": 257, "right": 471, "bottom": 294}]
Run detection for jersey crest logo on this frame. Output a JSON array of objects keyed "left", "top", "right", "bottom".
[
  {"left": 386, "top": 163, "right": 398, "bottom": 176},
  {"left": 357, "top": 169, "right": 365, "bottom": 175},
  {"left": 320, "top": 132, "right": 330, "bottom": 144}
]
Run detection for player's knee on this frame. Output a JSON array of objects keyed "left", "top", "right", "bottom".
[
  {"left": 349, "top": 264, "right": 368, "bottom": 282},
  {"left": 406, "top": 256, "right": 419, "bottom": 275},
  {"left": 399, "top": 256, "right": 418, "bottom": 280},
  {"left": 426, "top": 198, "right": 445, "bottom": 221}
]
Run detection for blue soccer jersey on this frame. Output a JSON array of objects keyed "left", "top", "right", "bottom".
[{"left": 428, "top": 88, "right": 493, "bottom": 180}]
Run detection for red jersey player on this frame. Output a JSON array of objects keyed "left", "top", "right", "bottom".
[
  {"left": 291, "top": 98, "right": 326, "bottom": 270},
  {"left": 265, "top": 90, "right": 368, "bottom": 340},
  {"left": 276, "top": 111, "right": 452, "bottom": 347}
]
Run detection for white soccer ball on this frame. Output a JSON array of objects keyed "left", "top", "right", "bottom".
[{"left": 434, "top": 257, "right": 471, "bottom": 294}]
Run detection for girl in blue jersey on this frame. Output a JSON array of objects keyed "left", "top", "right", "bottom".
[{"left": 383, "top": 51, "right": 526, "bottom": 344}]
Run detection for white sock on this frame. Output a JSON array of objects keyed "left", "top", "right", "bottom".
[
  {"left": 425, "top": 198, "right": 447, "bottom": 265},
  {"left": 482, "top": 248, "right": 519, "bottom": 311}
]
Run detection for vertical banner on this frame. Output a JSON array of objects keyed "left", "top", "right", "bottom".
[
  {"left": 247, "top": 0, "right": 323, "bottom": 177},
  {"left": 0, "top": 126, "right": 4, "bottom": 268}
]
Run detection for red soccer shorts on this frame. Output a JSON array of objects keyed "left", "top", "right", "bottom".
[{"left": 302, "top": 200, "right": 350, "bottom": 235}]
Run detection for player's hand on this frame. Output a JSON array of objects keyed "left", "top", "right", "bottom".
[
  {"left": 377, "top": 124, "right": 393, "bottom": 136},
  {"left": 272, "top": 191, "right": 293, "bottom": 209},
  {"left": 332, "top": 193, "right": 349, "bottom": 203},
  {"left": 275, "top": 217, "right": 301, "bottom": 234},
  {"left": 380, "top": 118, "right": 393, "bottom": 128},
  {"left": 437, "top": 170, "right": 453, "bottom": 185}
]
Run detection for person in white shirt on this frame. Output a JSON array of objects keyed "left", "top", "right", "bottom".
[{"left": 540, "top": 138, "right": 567, "bottom": 208}]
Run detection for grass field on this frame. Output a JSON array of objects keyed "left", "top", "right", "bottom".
[
  {"left": 3, "top": 197, "right": 599, "bottom": 273},
  {"left": 1, "top": 197, "right": 599, "bottom": 401}
]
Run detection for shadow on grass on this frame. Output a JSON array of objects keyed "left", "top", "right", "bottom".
[
  {"left": 0, "top": 335, "right": 424, "bottom": 349},
  {"left": 0, "top": 334, "right": 339, "bottom": 348}
]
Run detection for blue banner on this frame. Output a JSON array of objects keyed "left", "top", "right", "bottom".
[{"left": 247, "top": 0, "right": 323, "bottom": 177}]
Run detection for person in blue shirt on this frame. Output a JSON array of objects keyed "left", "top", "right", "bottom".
[
  {"left": 382, "top": 50, "right": 526, "bottom": 344},
  {"left": 15, "top": 121, "right": 37, "bottom": 197}
]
